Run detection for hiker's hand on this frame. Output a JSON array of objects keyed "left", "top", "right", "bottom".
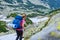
[{"left": 24, "top": 29, "right": 25, "bottom": 31}]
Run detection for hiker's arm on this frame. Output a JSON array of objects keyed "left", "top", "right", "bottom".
[
  {"left": 22, "top": 23, "right": 25, "bottom": 31},
  {"left": 22, "top": 23, "right": 24, "bottom": 29},
  {"left": 21, "top": 20, "right": 25, "bottom": 30}
]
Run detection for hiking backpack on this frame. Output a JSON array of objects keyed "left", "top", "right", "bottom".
[{"left": 12, "top": 15, "right": 23, "bottom": 29}]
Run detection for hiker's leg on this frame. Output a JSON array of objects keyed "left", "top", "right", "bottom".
[
  {"left": 19, "top": 31, "right": 23, "bottom": 40},
  {"left": 21, "top": 31, "right": 23, "bottom": 38},
  {"left": 16, "top": 35, "right": 19, "bottom": 40},
  {"left": 16, "top": 30, "right": 20, "bottom": 40}
]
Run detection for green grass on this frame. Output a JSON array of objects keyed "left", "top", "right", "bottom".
[
  {"left": 27, "top": 13, "right": 41, "bottom": 18},
  {"left": 0, "top": 21, "right": 8, "bottom": 33},
  {"left": 48, "top": 9, "right": 60, "bottom": 17},
  {"left": 7, "top": 13, "right": 17, "bottom": 18},
  {"left": 50, "top": 32, "right": 56, "bottom": 36},
  {"left": 57, "top": 22, "right": 60, "bottom": 30}
]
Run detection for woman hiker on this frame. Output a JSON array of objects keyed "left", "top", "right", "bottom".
[{"left": 16, "top": 13, "right": 26, "bottom": 40}]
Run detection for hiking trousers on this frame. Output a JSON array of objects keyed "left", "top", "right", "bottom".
[{"left": 16, "top": 30, "right": 23, "bottom": 40}]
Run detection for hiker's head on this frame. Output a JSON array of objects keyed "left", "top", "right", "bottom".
[{"left": 21, "top": 13, "right": 26, "bottom": 20}]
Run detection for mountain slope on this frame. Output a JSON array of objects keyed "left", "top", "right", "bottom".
[
  {"left": 39, "top": 0, "right": 60, "bottom": 10},
  {"left": 0, "top": 0, "right": 60, "bottom": 10},
  {"left": 30, "top": 9, "right": 60, "bottom": 40},
  {"left": 0, "top": 0, "right": 50, "bottom": 15},
  {"left": 0, "top": 0, "right": 60, "bottom": 15}
]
